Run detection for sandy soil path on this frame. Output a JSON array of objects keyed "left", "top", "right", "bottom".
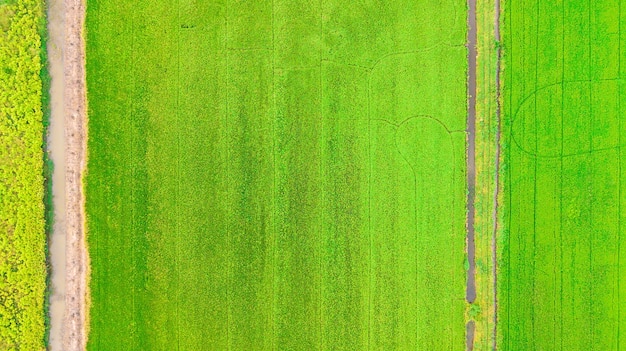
[
  {"left": 47, "top": 0, "right": 67, "bottom": 348},
  {"left": 63, "top": 0, "right": 88, "bottom": 349}
]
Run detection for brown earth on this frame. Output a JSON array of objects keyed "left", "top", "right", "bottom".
[
  {"left": 46, "top": 0, "right": 67, "bottom": 349},
  {"left": 63, "top": 0, "right": 88, "bottom": 349}
]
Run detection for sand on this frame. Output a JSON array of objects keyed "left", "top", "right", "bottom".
[
  {"left": 46, "top": 0, "right": 67, "bottom": 348},
  {"left": 63, "top": 0, "right": 88, "bottom": 349}
]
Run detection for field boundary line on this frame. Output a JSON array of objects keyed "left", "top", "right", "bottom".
[
  {"left": 175, "top": 0, "right": 181, "bottom": 348},
  {"left": 63, "top": 0, "right": 89, "bottom": 349},
  {"left": 587, "top": 1, "right": 594, "bottom": 347},
  {"left": 530, "top": 0, "right": 540, "bottom": 345},
  {"left": 271, "top": 1, "right": 277, "bottom": 348},
  {"left": 492, "top": 0, "right": 502, "bottom": 347},
  {"left": 559, "top": 4, "right": 565, "bottom": 349},
  {"left": 319, "top": 1, "right": 324, "bottom": 349},
  {"left": 466, "top": 0, "right": 478, "bottom": 348},
  {"left": 466, "top": 0, "right": 478, "bottom": 313},
  {"left": 367, "top": 37, "right": 372, "bottom": 351},
  {"left": 225, "top": 2, "right": 232, "bottom": 349},
  {"left": 617, "top": 0, "right": 622, "bottom": 348},
  {"left": 129, "top": 3, "right": 137, "bottom": 348}
]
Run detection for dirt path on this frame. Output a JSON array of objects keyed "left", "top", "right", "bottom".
[
  {"left": 63, "top": 0, "right": 88, "bottom": 349},
  {"left": 47, "top": 0, "right": 67, "bottom": 349}
]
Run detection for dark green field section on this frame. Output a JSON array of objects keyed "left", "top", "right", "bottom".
[
  {"left": 85, "top": 1, "right": 467, "bottom": 349},
  {"left": 499, "top": 0, "right": 626, "bottom": 349}
]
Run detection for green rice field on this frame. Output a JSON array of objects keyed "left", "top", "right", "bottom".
[
  {"left": 499, "top": 0, "right": 626, "bottom": 349},
  {"left": 83, "top": 0, "right": 626, "bottom": 349},
  {"left": 85, "top": 0, "right": 468, "bottom": 349}
]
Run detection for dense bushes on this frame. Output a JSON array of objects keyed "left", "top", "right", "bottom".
[{"left": 0, "top": 0, "right": 47, "bottom": 349}]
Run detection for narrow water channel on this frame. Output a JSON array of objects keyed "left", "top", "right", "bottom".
[{"left": 46, "top": 0, "right": 66, "bottom": 349}]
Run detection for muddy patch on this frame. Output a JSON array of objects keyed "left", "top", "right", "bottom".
[{"left": 466, "top": 321, "right": 476, "bottom": 351}]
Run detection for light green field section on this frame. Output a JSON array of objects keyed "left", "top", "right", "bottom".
[
  {"left": 85, "top": 1, "right": 467, "bottom": 349},
  {"left": 472, "top": 0, "right": 498, "bottom": 348},
  {"left": 499, "top": 0, "right": 626, "bottom": 349},
  {"left": 0, "top": 0, "right": 47, "bottom": 349}
]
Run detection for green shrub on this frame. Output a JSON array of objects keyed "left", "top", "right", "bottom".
[{"left": 0, "top": 0, "right": 47, "bottom": 349}]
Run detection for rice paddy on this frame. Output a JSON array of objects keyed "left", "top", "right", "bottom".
[
  {"left": 0, "top": 0, "right": 611, "bottom": 349},
  {"left": 84, "top": 0, "right": 468, "bottom": 349},
  {"left": 499, "top": 0, "right": 626, "bottom": 349}
]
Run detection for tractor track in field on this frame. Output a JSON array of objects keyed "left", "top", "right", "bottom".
[{"left": 64, "top": 0, "right": 88, "bottom": 349}]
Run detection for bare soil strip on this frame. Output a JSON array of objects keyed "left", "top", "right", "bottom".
[
  {"left": 63, "top": 0, "right": 88, "bottom": 349},
  {"left": 466, "top": 0, "right": 478, "bottom": 347},
  {"left": 466, "top": 321, "right": 476, "bottom": 351},
  {"left": 466, "top": 0, "right": 478, "bottom": 304},
  {"left": 47, "top": 0, "right": 67, "bottom": 349}
]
